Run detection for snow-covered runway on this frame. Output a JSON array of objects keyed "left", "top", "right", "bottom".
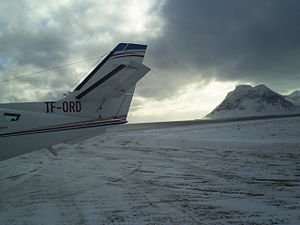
[{"left": 1, "top": 117, "right": 300, "bottom": 225}]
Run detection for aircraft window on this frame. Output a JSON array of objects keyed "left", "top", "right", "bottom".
[{"left": 4, "top": 113, "right": 21, "bottom": 122}]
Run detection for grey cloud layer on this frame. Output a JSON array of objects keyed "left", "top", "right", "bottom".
[
  {"left": 0, "top": 0, "right": 299, "bottom": 103},
  {"left": 0, "top": 0, "right": 162, "bottom": 102},
  {"left": 148, "top": 0, "right": 300, "bottom": 94}
]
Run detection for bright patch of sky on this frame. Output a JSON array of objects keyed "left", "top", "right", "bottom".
[{"left": 128, "top": 80, "right": 238, "bottom": 123}]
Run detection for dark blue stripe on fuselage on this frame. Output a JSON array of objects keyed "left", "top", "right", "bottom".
[{"left": 0, "top": 121, "right": 126, "bottom": 138}]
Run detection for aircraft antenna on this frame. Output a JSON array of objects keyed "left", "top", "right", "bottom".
[
  {"left": 69, "top": 51, "right": 110, "bottom": 90},
  {"left": 0, "top": 55, "right": 105, "bottom": 83}
]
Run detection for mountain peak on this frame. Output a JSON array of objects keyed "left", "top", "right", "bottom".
[
  {"left": 254, "top": 84, "right": 269, "bottom": 92},
  {"left": 288, "top": 90, "right": 300, "bottom": 98},
  {"left": 206, "top": 84, "right": 298, "bottom": 118},
  {"left": 235, "top": 84, "right": 252, "bottom": 89},
  {"left": 285, "top": 90, "right": 300, "bottom": 106}
]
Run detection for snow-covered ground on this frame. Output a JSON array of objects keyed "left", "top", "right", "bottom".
[{"left": 0, "top": 117, "right": 300, "bottom": 225}]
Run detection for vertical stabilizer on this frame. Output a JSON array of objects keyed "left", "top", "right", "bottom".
[{"left": 58, "top": 43, "right": 149, "bottom": 119}]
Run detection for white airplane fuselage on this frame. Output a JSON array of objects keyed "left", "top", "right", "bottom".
[
  {"left": 0, "top": 106, "right": 126, "bottom": 161},
  {"left": 0, "top": 43, "right": 150, "bottom": 161}
]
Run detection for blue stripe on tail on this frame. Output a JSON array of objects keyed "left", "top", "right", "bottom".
[{"left": 113, "top": 43, "right": 147, "bottom": 52}]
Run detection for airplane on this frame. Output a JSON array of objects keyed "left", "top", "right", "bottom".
[{"left": 0, "top": 43, "right": 150, "bottom": 161}]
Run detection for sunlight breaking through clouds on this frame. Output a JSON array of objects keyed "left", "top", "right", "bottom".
[
  {"left": 128, "top": 80, "right": 238, "bottom": 123},
  {"left": 0, "top": 0, "right": 165, "bottom": 105}
]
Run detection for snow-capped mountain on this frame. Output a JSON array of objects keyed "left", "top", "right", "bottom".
[
  {"left": 285, "top": 90, "right": 300, "bottom": 106},
  {"left": 206, "top": 84, "right": 300, "bottom": 118}
]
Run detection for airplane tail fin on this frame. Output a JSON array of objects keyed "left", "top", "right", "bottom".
[{"left": 60, "top": 43, "right": 150, "bottom": 120}]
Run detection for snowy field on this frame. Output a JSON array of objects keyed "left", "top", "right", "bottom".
[{"left": 0, "top": 117, "right": 300, "bottom": 225}]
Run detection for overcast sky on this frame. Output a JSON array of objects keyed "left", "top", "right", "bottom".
[{"left": 0, "top": 0, "right": 299, "bottom": 122}]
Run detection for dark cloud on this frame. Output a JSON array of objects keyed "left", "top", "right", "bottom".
[{"left": 146, "top": 0, "right": 300, "bottom": 96}]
